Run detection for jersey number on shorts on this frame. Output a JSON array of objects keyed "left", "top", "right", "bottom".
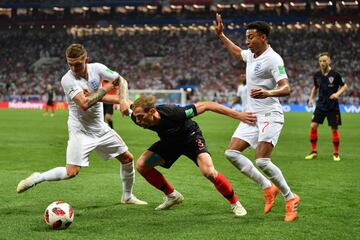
[{"left": 262, "top": 121, "right": 270, "bottom": 133}]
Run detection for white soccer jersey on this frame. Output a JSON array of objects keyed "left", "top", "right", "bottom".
[
  {"left": 236, "top": 84, "right": 248, "bottom": 111},
  {"left": 241, "top": 46, "right": 288, "bottom": 114},
  {"left": 61, "top": 63, "right": 120, "bottom": 136}
]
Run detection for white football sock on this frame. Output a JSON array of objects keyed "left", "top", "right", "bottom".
[
  {"left": 120, "top": 161, "right": 135, "bottom": 200},
  {"left": 255, "top": 158, "right": 294, "bottom": 200},
  {"left": 32, "top": 167, "right": 70, "bottom": 185},
  {"left": 225, "top": 150, "right": 271, "bottom": 189}
]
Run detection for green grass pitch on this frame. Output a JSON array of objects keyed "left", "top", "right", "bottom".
[{"left": 0, "top": 109, "right": 359, "bottom": 240}]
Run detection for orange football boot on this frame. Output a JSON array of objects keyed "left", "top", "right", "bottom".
[
  {"left": 264, "top": 184, "right": 279, "bottom": 214},
  {"left": 285, "top": 193, "right": 300, "bottom": 222}
]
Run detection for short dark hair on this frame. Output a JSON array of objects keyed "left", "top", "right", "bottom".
[{"left": 246, "top": 21, "right": 270, "bottom": 38}]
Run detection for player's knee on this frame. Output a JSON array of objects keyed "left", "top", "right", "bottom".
[
  {"left": 310, "top": 123, "right": 318, "bottom": 129},
  {"left": 118, "top": 151, "right": 134, "bottom": 164},
  {"left": 225, "top": 149, "right": 241, "bottom": 162},
  {"left": 135, "top": 159, "right": 147, "bottom": 173},
  {"left": 255, "top": 158, "right": 270, "bottom": 170},
  {"left": 66, "top": 167, "right": 80, "bottom": 178},
  {"left": 202, "top": 169, "right": 217, "bottom": 182}
]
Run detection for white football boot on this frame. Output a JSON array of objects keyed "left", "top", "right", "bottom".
[
  {"left": 16, "top": 172, "right": 41, "bottom": 193},
  {"left": 155, "top": 190, "right": 184, "bottom": 210},
  {"left": 121, "top": 195, "right": 148, "bottom": 205},
  {"left": 231, "top": 201, "right": 247, "bottom": 217}
]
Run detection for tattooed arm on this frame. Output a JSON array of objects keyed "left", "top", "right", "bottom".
[
  {"left": 73, "top": 80, "right": 118, "bottom": 111},
  {"left": 118, "top": 76, "right": 131, "bottom": 116}
]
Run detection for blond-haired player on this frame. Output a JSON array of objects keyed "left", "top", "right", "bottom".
[
  {"left": 16, "top": 44, "right": 147, "bottom": 205},
  {"left": 305, "top": 52, "right": 348, "bottom": 161}
]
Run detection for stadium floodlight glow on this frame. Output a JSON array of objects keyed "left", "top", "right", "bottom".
[
  {"left": 193, "top": 4, "right": 205, "bottom": 9},
  {"left": 315, "top": 1, "right": 333, "bottom": 6},
  {"left": 216, "top": 4, "right": 231, "bottom": 9},
  {"left": 289, "top": 2, "right": 307, "bottom": 7},
  {"left": 82, "top": 7, "right": 89, "bottom": 11},
  {"left": 240, "top": 3, "right": 253, "bottom": 8},
  {"left": 170, "top": 5, "right": 182, "bottom": 10},
  {"left": 146, "top": 5, "right": 158, "bottom": 10},
  {"left": 325, "top": 23, "right": 333, "bottom": 29},
  {"left": 125, "top": 6, "right": 135, "bottom": 10},
  {"left": 265, "top": 2, "right": 282, "bottom": 7},
  {"left": 53, "top": 7, "right": 64, "bottom": 11},
  {"left": 103, "top": 6, "right": 111, "bottom": 10},
  {"left": 341, "top": 1, "right": 358, "bottom": 5}
]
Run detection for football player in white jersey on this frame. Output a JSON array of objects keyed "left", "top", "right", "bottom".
[
  {"left": 231, "top": 73, "right": 248, "bottom": 111},
  {"left": 214, "top": 14, "right": 300, "bottom": 222},
  {"left": 16, "top": 44, "right": 147, "bottom": 205}
]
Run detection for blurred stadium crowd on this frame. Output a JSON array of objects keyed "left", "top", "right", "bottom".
[{"left": 0, "top": 25, "right": 359, "bottom": 104}]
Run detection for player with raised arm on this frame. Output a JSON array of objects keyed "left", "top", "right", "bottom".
[
  {"left": 131, "top": 95, "right": 257, "bottom": 217},
  {"left": 305, "top": 52, "right": 348, "bottom": 161},
  {"left": 16, "top": 43, "right": 146, "bottom": 205},
  {"left": 214, "top": 14, "right": 300, "bottom": 221}
]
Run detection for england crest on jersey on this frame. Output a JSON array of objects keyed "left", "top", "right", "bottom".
[
  {"left": 89, "top": 79, "right": 100, "bottom": 91},
  {"left": 328, "top": 76, "right": 334, "bottom": 84},
  {"left": 254, "top": 63, "right": 262, "bottom": 73}
]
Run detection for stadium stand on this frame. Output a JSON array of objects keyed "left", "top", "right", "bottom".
[{"left": 0, "top": 0, "right": 359, "bottom": 104}]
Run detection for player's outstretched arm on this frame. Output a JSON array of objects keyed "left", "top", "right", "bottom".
[
  {"left": 195, "top": 102, "right": 256, "bottom": 124},
  {"left": 213, "top": 13, "right": 243, "bottom": 61}
]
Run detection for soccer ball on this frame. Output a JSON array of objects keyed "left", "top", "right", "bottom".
[{"left": 44, "top": 201, "right": 74, "bottom": 230}]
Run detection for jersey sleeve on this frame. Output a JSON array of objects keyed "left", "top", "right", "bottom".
[
  {"left": 337, "top": 72, "right": 345, "bottom": 86},
  {"left": 94, "top": 63, "right": 120, "bottom": 82},
  {"left": 61, "top": 76, "right": 82, "bottom": 100},
  {"left": 270, "top": 55, "right": 288, "bottom": 82},
  {"left": 240, "top": 49, "right": 250, "bottom": 62},
  {"left": 171, "top": 104, "right": 198, "bottom": 121},
  {"left": 313, "top": 73, "right": 319, "bottom": 88}
]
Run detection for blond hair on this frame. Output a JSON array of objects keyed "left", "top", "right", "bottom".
[
  {"left": 318, "top": 52, "right": 330, "bottom": 59},
  {"left": 132, "top": 95, "right": 156, "bottom": 112},
  {"left": 65, "top": 43, "right": 87, "bottom": 58}
]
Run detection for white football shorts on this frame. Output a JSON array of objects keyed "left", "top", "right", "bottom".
[
  {"left": 232, "top": 111, "right": 284, "bottom": 149},
  {"left": 66, "top": 127, "right": 128, "bottom": 167}
]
